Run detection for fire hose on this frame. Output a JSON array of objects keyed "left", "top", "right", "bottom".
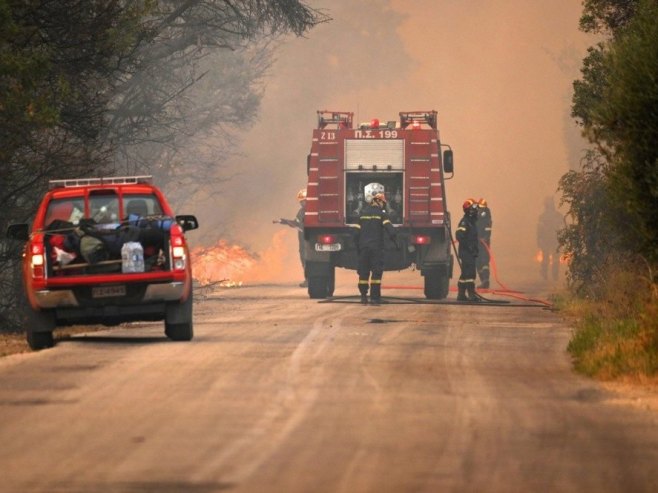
[{"left": 373, "top": 223, "right": 554, "bottom": 309}]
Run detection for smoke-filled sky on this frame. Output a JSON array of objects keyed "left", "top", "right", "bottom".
[{"left": 198, "top": 0, "right": 592, "bottom": 285}]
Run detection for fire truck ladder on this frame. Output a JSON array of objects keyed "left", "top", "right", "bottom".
[
  {"left": 399, "top": 111, "right": 438, "bottom": 130},
  {"left": 317, "top": 110, "right": 354, "bottom": 129}
]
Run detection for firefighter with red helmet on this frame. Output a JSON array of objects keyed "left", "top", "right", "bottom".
[
  {"left": 354, "top": 183, "right": 398, "bottom": 305},
  {"left": 455, "top": 198, "right": 480, "bottom": 301},
  {"left": 476, "top": 197, "right": 492, "bottom": 289}
]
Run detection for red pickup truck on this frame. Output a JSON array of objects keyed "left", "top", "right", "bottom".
[{"left": 6, "top": 176, "right": 199, "bottom": 350}]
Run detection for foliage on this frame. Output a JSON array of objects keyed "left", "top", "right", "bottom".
[
  {"left": 0, "top": 0, "right": 327, "bottom": 330},
  {"left": 594, "top": 0, "right": 658, "bottom": 262},
  {"left": 564, "top": 261, "right": 658, "bottom": 380},
  {"left": 562, "top": 0, "right": 658, "bottom": 382},
  {"left": 567, "top": 0, "right": 658, "bottom": 277},
  {"left": 579, "top": 0, "right": 638, "bottom": 35},
  {"left": 558, "top": 150, "right": 624, "bottom": 296}
]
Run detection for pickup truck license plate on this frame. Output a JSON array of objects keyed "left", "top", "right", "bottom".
[{"left": 92, "top": 285, "right": 126, "bottom": 298}]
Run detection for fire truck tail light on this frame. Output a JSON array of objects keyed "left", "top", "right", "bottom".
[
  {"left": 318, "top": 234, "right": 337, "bottom": 244},
  {"left": 411, "top": 235, "right": 431, "bottom": 245}
]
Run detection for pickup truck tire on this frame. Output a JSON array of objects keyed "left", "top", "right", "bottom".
[
  {"left": 164, "top": 287, "right": 194, "bottom": 341},
  {"left": 24, "top": 308, "right": 56, "bottom": 350}
]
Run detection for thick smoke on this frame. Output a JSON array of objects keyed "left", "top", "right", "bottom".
[{"left": 199, "top": 0, "right": 590, "bottom": 286}]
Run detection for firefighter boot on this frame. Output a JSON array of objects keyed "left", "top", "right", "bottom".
[
  {"left": 370, "top": 281, "right": 382, "bottom": 305},
  {"left": 359, "top": 280, "right": 369, "bottom": 305},
  {"left": 477, "top": 267, "right": 490, "bottom": 289},
  {"left": 457, "top": 283, "right": 469, "bottom": 301},
  {"left": 467, "top": 282, "right": 481, "bottom": 302}
]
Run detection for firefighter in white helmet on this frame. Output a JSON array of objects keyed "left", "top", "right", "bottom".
[
  {"left": 274, "top": 188, "right": 308, "bottom": 287},
  {"left": 353, "top": 183, "right": 398, "bottom": 305}
]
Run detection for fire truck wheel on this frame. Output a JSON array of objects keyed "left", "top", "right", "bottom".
[
  {"left": 23, "top": 304, "right": 56, "bottom": 350},
  {"left": 308, "top": 275, "right": 332, "bottom": 299},
  {"left": 165, "top": 289, "right": 194, "bottom": 341},
  {"left": 424, "top": 269, "right": 450, "bottom": 300},
  {"left": 327, "top": 269, "right": 335, "bottom": 297}
]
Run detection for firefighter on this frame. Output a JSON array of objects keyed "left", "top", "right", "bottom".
[
  {"left": 537, "top": 196, "right": 564, "bottom": 282},
  {"left": 354, "top": 183, "right": 398, "bottom": 305},
  {"left": 476, "top": 197, "right": 492, "bottom": 289},
  {"left": 455, "top": 198, "right": 480, "bottom": 301},
  {"left": 274, "top": 188, "right": 308, "bottom": 287}
]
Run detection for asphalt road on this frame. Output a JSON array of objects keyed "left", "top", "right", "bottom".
[{"left": 1, "top": 273, "right": 657, "bottom": 493}]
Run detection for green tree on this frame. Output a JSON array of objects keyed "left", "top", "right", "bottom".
[
  {"left": 571, "top": 0, "right": 658, "bottom": 264},
  {"left": 592, "top": 0, "right": 658, "bottom": 262},
  {"left": 0, "top": 0, "right": 326, "bottom": 329}
]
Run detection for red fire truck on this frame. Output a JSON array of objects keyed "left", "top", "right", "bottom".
[{"left": 303, "top": 110, "right": 455, "bottom": 300}]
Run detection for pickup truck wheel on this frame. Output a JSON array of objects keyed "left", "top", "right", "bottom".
[
  {"left": 165, "top": 287, "right": 194, "bottom": 341},
  {"left": 24, "top": 308, "right": 56, "bottom": 350},
  {"left": 27, "top": 330, "right": 54, "bottom": 350}
]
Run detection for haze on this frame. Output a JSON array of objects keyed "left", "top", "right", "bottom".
[{"left": 196, "top": 0, "right": 591, "bottom": 287}]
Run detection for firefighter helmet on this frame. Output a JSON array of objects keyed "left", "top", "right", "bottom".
[
  {"left": 463, "top": 198, "right": 478, "bottom": 212},
  {"left": 364, "top": 183, "right": 385, "bottom": 203},
  {"left": 297, "top": 188, "right": 307, "bottom": 202},
  {"left": 478, "top": 197, "right": 487, "bottom": 207}
]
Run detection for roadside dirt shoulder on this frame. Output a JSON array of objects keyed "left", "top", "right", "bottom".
[{"left": 603, "top": 380, "right": 658, "bottom": 415}]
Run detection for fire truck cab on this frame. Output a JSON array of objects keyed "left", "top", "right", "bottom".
[{"left": 303, "top": 110, "right": 455, "bottom": 299}]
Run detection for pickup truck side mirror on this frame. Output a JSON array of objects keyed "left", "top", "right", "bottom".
[
  {"left": 443, "top": 149, "right": 454, "bottom": 174},
  {"left": 6, "top": 223, "right": 29, "bottom": 241},
  {"left": 175, "top": 215, "right": 199, "bottom": 232}
]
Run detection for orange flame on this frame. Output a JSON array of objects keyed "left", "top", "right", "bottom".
[
  {"left": 190, "top": 230, "right": 303, "bottom": 286},
  {"left": 534, "top": 249, "right": 544, "bottom": 263}
]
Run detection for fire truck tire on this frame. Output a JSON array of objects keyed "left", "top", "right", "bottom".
[
  {"left": 165, "top": 288, "right": 194, "bottom": 341},
  {"left": 424, "top": 269, "right": 450, "bottom": 300},
  {"left": 24, "top": 309, "right": 56, "bottom": 351},
  {"left": 328, "top": 273, "right": 335, "bottom": 297},
  {"left": 308, "top": 275, "right": 332, "bottom": 299}
]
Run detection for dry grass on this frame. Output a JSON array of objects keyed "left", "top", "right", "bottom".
[
  {"left": 0, "top": 325, "right": 109, "bottom": 358},
  {"left": 0, "top": 332, "right": 31, "bottom": 357},
  {"left": 562, "top": 263, "right": 658, "bottom": 383}
]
